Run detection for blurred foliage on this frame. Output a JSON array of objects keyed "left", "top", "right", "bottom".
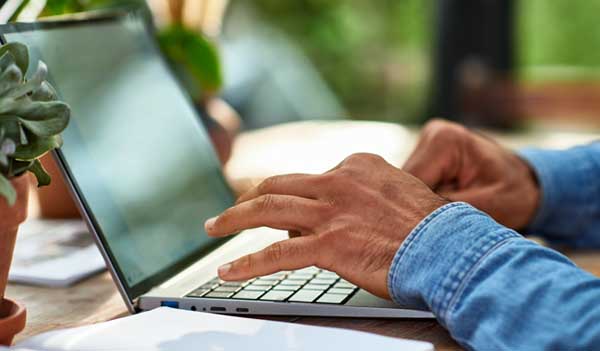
[
  {"left": 518, "top": 0, "right": 600, "bottom": 81},
  {"left": 239, "top": 0, "right": 600, "bottom": 122},
  {"left": 158, "top": 25, "right": 223, "bottom": 97},
  {"left": 40, "top": 0, "right": 144, "bottom": 16},
  {"left": 518, "top": 1, "right": 600, "bottom": 67},
  {"left": 240, "top": 0, "right": 434, "bottom": 123},
  {"left": 29, "top": 0, "right": 223, "bottom": 98}
]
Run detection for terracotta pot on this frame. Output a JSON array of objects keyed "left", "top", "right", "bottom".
[
  {"left": 36, "top": 154, "right": 80, "bottom": 219},
  {"left": 0, "top": 175, "right": 29, "bottom": 346},
  {"left": 0, "top": 175, "right": 29, "bottom": 298},
  {"left": 0, "top": 298, "right": 26, "bottom": 346}
]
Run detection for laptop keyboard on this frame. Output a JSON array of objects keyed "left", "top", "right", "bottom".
[{"left": 186, "top": 267, "right": 358, "bottom": 304}]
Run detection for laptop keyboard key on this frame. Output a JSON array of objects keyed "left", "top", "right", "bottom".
[
  {"left": 287, "top": 272, "right": 315, "bottom": 280},
  {"left": 311, "top": 278, "right": 337, "bottom": 285},
  {"left": 233, "top": 290, "right": 265, "bottom": 300},
  {"left": 260, "top": 290, "right": 295, "bottom": 301},
  {"left": 205, "top": 291, "right": 235, "bottom": 299},
  {"left": 317, "top": 293, "right": 348, "bottom": 304},
  {"left": 244, "top": 283, "right": 272, "bottom": 291},
  {"left": 315, "top": 274, "right": 338, "bottom": 281},
  {"left": 214, "top": 286, "right": 241, "bottom": 293},
  {"left": 328, "top": 288, "right": 355, "bottom": 295},
  {"left": 303, "top": 284, "right": 329, "bottom": 291},
  {"left": 199, "top": 282, "right": 220, "bottom": 290},
  {"left": 188, "top": 288, "right": 211, "bottom": 297},
  {"left": 253, "top": 279, "right": 278, "bottom": 286},
  {"left": 289, "top": 289, "right": 324, "bottom": 303},
  {"left": 333, "top": 281, "right": 356, "bottom": 289},
  {"left": 280, "top": 279, "right": 308, "bottom": 286},
  {"left": 261, "top": 272, "right": 288, "bottom": 280},
  {"left": 295, "top": 267, "right": 320, "bottom": 274},
  {"left": 272, "top": 284, "right": 302, "bottom": 291},
  {"left": 222, "top": 281, "right": 246, "bottom": 288}
]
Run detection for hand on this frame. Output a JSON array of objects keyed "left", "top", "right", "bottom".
[
  {"left": 205, "top": 154, "right": 449, "bottom": 299},
  {"left": 403, "top": 119, "right": 540, "bottom": 230}
]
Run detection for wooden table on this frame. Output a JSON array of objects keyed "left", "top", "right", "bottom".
[{"left": 7, "top": 121, "right": 600, "bottom": 350}]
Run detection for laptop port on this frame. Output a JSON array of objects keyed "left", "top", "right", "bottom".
[
  {"left": 236, "top": 308, "right": 249, "bottom": 313},
  {"left": 210, "top": 306, "right": 226, "bottom": 312},
  {"left": 160, "top": 301, "right": 179, "bottom": 309}
]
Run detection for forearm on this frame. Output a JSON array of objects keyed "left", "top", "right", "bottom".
[
  {"left": 519, "top": 143, "right": 600, "bottom": 248},
  {"left": 390, "top": 203, "right": 600, "bottom": 350}
]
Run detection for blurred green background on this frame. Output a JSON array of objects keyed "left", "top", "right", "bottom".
[
  {"left": 232, "top": 0, "right": 600, "bottom": 124},
  {"left": 8, "top": 0, "right": 600, "bottom": 127}
]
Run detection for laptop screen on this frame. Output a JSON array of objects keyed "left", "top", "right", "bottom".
[{"left": 1, "top": 13, "right": 236, "bottom": 299}]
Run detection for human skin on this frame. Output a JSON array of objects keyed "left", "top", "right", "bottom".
[
  {"left": 204, "top": 119, "right": 541, "bottom": 299},
  {"left": 205, "top": 153, "right": 449, "bottom": 299},
  {"left": 403, "top": 119, "right": 541, "bottom": 230}
]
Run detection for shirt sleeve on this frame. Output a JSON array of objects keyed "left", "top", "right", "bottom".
[
  {"left": 389, "top": 202, "right": 600, "bottom": 350},
  {"left": 518, "top": 143, "right": 600, "bottom": 248}
]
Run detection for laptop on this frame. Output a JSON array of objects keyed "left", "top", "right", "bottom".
[{"left": 0, "top": 11, "right": 433, "bottom": 319}]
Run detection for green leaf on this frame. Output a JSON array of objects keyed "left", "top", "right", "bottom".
[
  {"left": 12, "top": 134, "right": 62, "bottom": 160},
  {"left": 0, "top": 100, "right": 70, "bottom": 137},
  {"left": 31, "top": 81, "right": 58, "bottom": 102},
  {"left": 11, "top": 159, "right": 33, "bottom": 175},
  {"left": 0, "top": 63, "right": 23, "bottom": 97},
  {"left": 0, "top": 52, "right": 15, "bottom": 72},
  {"left": 4, "top": 60, "right": 47, "bottom": 99},
  {"left": 29, "top": 159, "right": 51, "bottom": 187},
  {"left": 0, "top": 173, "right": 16, "bottom": 205},
  {"left": 158, "top": 25, "right": 223, "bottom": 97},
  {"left": 0, "top": 42, "right": 29, "bottom": 75}
]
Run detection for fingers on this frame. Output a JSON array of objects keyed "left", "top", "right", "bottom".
[
  {"left": 205, "top": 195, "right": 326, "bottom": 237},
  {"left": 439, "top": 186, "right": 492, "bottom": 212},
  {"left": 236, "top": 174, "right": 321, "bottom": 204},
  {"left": 403, "top": 119, "right": 465, "bottom": 189},
  {"left": 402, "top": 149, "right": 444, "bottom": 189},
  {"left": 218, "top": 236, "right": 320, "bottom": 281}
]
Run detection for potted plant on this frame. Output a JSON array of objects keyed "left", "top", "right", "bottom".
[{"left": 0, "top": 42, "right": 70, "bottom": 345}]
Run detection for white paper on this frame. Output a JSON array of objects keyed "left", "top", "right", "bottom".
[
  {"left": 9, "top": 219, "right": 105, "bottom": 287},
  {"left": 17, "top": 308, "right": 434, "bottom": 351}
]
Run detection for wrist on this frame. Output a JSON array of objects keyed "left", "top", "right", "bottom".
[
  {"left": 388, "top": 202, "right": 520, "bottom": 317},
  {"left": 515, "top": 153, "right": 542, "bottom": 229}
]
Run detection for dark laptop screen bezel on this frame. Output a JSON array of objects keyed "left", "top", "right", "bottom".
[{"left": 0, "top": 10, "right": 235, "bottom": 304}]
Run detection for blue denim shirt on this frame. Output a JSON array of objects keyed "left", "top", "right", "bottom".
[{"left": 389, "top": 143, "right": 600, "bottom": 350}]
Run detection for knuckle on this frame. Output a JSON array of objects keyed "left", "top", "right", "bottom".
[
  {"left": 255, "top": 194, "right": 276, "bottom": 212},
  {"left": 343, "top": 153, "right": 383, "bottom": 165},
  {"left": 265, "top": 243, "right": 284, "bottom": 263},
  {"left": 422, "top": 119, "right": 466, "bottom": 141},
  {"left": 240, "top": 254, "right": 255, "bottom": 272},
  {"left": 257, "top": 176, "right": 278, "bottom": 194}
]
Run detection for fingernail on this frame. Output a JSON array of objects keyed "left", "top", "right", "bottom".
[
  {"left": 218, "top": 263, "right": 232, "bottom": 277},
  {"left": 204, "top": 216, "right": 218, "bottom": 232}
]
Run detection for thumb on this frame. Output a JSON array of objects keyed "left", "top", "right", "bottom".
[{"left": 403, "top": 145, "right": 453, "bottom": 190}]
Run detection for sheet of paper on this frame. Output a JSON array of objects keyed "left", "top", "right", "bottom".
[
  {"left": 9, "top": 219, "right": 105, "bottom": 287},
  {"left": 17, "top": 308, "right": 434, "bottom": 351}
]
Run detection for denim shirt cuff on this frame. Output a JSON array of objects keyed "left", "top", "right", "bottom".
[
  {"left": 518, "top": 146, "right": 600, "bottom": 241},
  {"left": 388, "top": 202, "right": 520, "bottom": 322}
]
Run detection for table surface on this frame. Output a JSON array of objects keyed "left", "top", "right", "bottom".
[{"left": 7, "top": 121, "right": 600, "bottom": 350}]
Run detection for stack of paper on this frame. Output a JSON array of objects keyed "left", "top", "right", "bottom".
[{"left": 8, "top": 308, "right": 434, "bottom": 351}]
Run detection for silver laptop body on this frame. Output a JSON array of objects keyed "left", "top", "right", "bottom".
[{"left": 0, "top": 11, "right": 432, "bottom": 319}]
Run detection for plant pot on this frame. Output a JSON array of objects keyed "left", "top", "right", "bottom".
[
  {"left": 0, "top": 175, "right": 29, "bottom": 298},
  {"left": 0, "top": 175, "right": 29, "bottom": 345},
  {"left": 0, "top": 298, "right": 26, "bottom": 346},
  {"left": 36, "top": 154, "right": 80, "bottom": 219}
]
